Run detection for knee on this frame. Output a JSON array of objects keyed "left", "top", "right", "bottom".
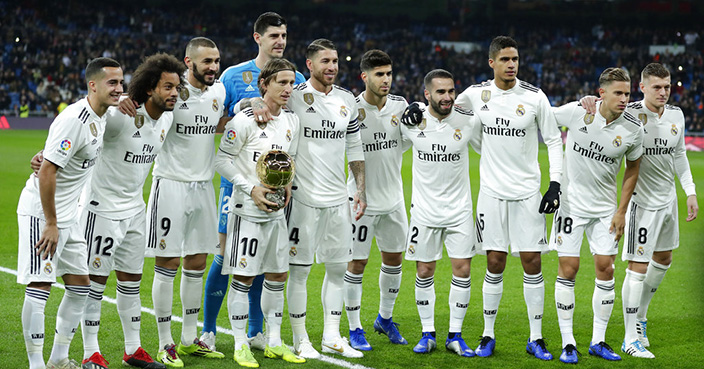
[
  {"left": 348, "top": 259, "right": 367, "bottom": 274},
  {"left": 416, "top": 263, "right": 435, "bottom": 279}
]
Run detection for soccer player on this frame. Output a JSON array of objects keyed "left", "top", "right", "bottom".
[
  {"left": 76, "top": 53, "right": 184, "bottom": 369},
  {"left": 119, "top": 37, "right": 226, "bottom": 367},
  {"left": 400, "top": 69, "right": 480, "bottom": 357},
  {"left": 202, "top": 12, "right": 306, "bottom": 352},
  {"left": 580, "top": 63, "right": 698, "bottom": 359},
  {"left": 404, "top": 36, "right": 563, "bottom": 359},
  {"left": 343, "top": 49, "right": 409, "bottom": 351},
  {"left": 17, "top": 57, "right": 123, "bottom": 369},
  {"left": 215, "top": 57, "right": 305, "bottom": 368},
  {"left": 550, "top": 67, "right": 643, "bottom": 364}
]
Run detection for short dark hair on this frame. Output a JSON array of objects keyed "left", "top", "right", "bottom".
[
  {"left": 258, "top": 58, "right": 297, "bottom": 96},
  {"left": 85, "top": 57, "right": 121, "bottom": 84},
  {"left": 599, "top": 67, "right": 631, "bottom": 87},
  {"left": 489, "top": 36, "right": 518, "bottom": 60},
  {"left": 128, "top": 53, "right": 186, "bottom": 104},
  {"left": 641, "top": 63, "right": 670, "bottom": 81},
  {"left": 185, "top": 37, "right": 217, "bottom": 58},
  {"left": 306, "top": 38, "right": 336, "bottom": 60},
  {"left": 254, "top": 12, "right": 286, "bottom": 35},
  {"left": 360, "top": 50, "right": 393, "bottom": 72},
  {"left": 424, "top": 69, "right": 454, "bottom": 89}
]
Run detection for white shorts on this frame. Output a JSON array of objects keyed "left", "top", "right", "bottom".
[
  {"left": 475, "top": 191, "right": 548, "bottom": 256},
  {"left": 81, "top": 209, "right": 146, "bottom": 276},
  {"left": 287, "top": 198, "right": 353, "bottom": 265},
  {"left": 145, "top": 178, "right": 219, "bottom": 258},
  {"left": 549, "top": 208, "right": 619, "bottom": 257},
  {"left": 404, "top": 216, "right": 476, "bottom": 262},
  {"left": 222, "top": 214, "right": 289, "bottom": 276},
  {"left": 623, "top": 201, "right": 679, "bottom": 262},
  {"left": 350, "top": 202, "right": 408, "bottom": 260},
  {"left": 17, "top": 216, "right": 88, "bottom": 284}
]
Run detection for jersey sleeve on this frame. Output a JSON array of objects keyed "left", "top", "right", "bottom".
[
  {"left": 294, "top": 71, "right": 306, "bottom": 85},
  {"left": 552, "top": 102, "right": 578, "bottom": 130},
  {"left": 216, "top": 114, "right": 256, "bottom": 195},
  {"left": 288, "top": 114, "right": 301, "bottom": 158},
  {"left": 537, "top": 93, "right": 563, "bottom": 182},
  {"left": 468, "top": 112, "right": 482, "bottom": 154},
  {"left": 345, "top": 102, "right": 364, "bottom": 162},
  {"left": 455, "top": 88, "right": 474, "bottom": 111},
  {"left": 221, "top": 72, "right": 240, "bottom": 117},
  {"left": 103, "top": 107, "right": 127, "bottom": 140},
  {"left": 625, "top": 125, "right": 644, "bottom": 162},
  {"left": 42, "top": 112, "right": 83, "bottom": 169},
  {"left": 673, "top": 111, "right": 696, "bottom": 196}
]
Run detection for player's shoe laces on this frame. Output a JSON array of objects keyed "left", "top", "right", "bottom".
[
  {"left": 234, "top": 345, "right": 259, "bottom": 368},
  {"left": 82, "top": 352, "right": 109, "bottom": 369},
  {"left": 526, "top": 338, "right": 553, "bottom": 360},
  {"left": 248, "top": 332, "right": 267, "bottom": 351},
  {"left": 176, "top": 337, "right": 225, "bottom": 359},
  {"left": 46, "top": 358, "right": 81, "bottom": 369},
  {"left": 373, "top": 315, "right": 408, "bottom": 345},
  {"left": 294, "top": 338, "right": 320, "bottom": 359},
  {"left": 588, "top": 341, "right": 621, "bottom": 361},
  {"left": 622, "top": 340, "right": 655, "bottom": 359},
  {"left": 321, "top": 336, "right": 364, "bottom": 358},
  {"left": 156, "top": 344, "right": 184, "bottom": 368},
  {"left": 264, "top": 343, "right": 306, "bottom": 363},
  {"left": 475, "top": 336, "right": 496, "bottom": 357},
  {"left": 636, "top": 319, "right": 650, "bottom": 347},
  {"left": 199, "top": 331, "right": 216, "bottom": 352},
  {"left": 349, "top": 328, "right": 372, "bottom": 351},
  {"left": 445, "top": 333, "right": 475, "bottom": 357},
  {"left": 559, "top": 344, "right": 580, "bottom": 364},
  {"left": 412, "top": 331, "right": 437, "bottom": 354},
  {"left": 123, "top": 347, "right": 167, "bottom": 368}
]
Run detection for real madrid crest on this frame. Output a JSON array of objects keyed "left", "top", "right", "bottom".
[
  {"left": 90, "top": 122, "right": 98, "bottom": 137},
  {"left": 391, "top": 115, "right": 399, "bottom": 127},
  {"left": 358, "top": 108, "right": 366, "bottom": 121},
  {"left": 584, "top": 113, "right": 594, "bottom": 125},
  {"left": 481, "top": 90, "right": 491, "bottom": 103},
  {"left": 516, "top": 104, "right": 525, "bottom": 116},
  {"left": 239, "top": 258, "right": 248, "bottom": 268},
  {"left": 340, "top": 105, "right": 348, "bottom": 117},
  {"left": 638, "top": 113, "right": 647, "bottom": 125},
  {"left": 671, "top": 124, "right": 678, "bottom": 136},
  {"left": 418, "top": 118, "right": 427, "bottom": 130},
  {"left": 613, "top": 135, "right": 622, "bottom": 147},
  {"left": 286, "top": 129, "right": 292, "bottom": 142},
  {"left": 180, "top": 88, "right": 189, "bottom": 101},
  {"left": 92, "top": 257, "right": 102, "bottom": 269},
  {"left": 453, "top": 129, "right": 462, "bottom": 141},
  {"left": 304, "top": 93, "right": 314, "bottom": 105},
  {"left": 242, "top": 71, "right": 253, "bottom": 84},
  {"left": 134, "top": 115, "right": 145, "bottom": 129},
  {"left": 557, "top": 236, "right": 563, "bottom": 245},
  {"left": 289, "top": 247, "right": 297, "bottom": 257},
  {"left": 159, "top": 239, "right": 166, "bottom": 250},
  {"left": 408, "top": 245, "right": 415, "bottom": 255},
  {"left": 212, "top": 99, "right": 219, "bottom": 112}
]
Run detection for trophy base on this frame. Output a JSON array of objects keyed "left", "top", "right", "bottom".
[{"left": 265, "top": 188, "right": 286, "bottom": 211}]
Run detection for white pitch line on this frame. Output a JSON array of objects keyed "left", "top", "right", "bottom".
[{"left": 1, "top": 265, "right": 374, "bottom": 369}]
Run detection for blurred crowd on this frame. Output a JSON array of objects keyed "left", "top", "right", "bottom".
[{"left": 2, "top": 2, "right": 702, "bottom": 132}]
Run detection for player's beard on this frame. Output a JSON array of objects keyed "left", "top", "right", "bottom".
[
  {"left": 429, "top": 97, "right": 453, "bottom": 117},
  {"left": 192, "top": 63, "right": 215, "bottom": 86},
  {"left": 150, "top": 93, "right": 175, "bottom": 112}
]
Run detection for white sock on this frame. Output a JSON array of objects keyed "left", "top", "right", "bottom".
[
  {"left": 344, "top": 271, "right": 363, "bottom": 330},
  {"left": 153, "top": 266, "right": 176, "bottom": 349},
  {"left": 555, "top": 277, "right": 576, "bottom": 347},
  {"left": 228, "top": 279, "right": 250, "bottom": 350},
  {"left": 379, "top": 263, "right": 402, "bottom": 319},
  {"left": 49, "top": 284, "right": 89, "bottom": 364},
  {"left": 180, "top": 268, "right": 204, "bottom": 345},
  {"left": 117, "top": 280, "right": 142, "bottom": 355},
  {"left": 523, "top": 272, "right": 545, "bottom": 341},
  {"left": 592, "top": 278, "right": 615, "bottom": 344},
  {"left": 82, "top": 281, "right": 105, "bottom": 359},
  {"left": 287, "top": 264, "right": 311, "bottom": 342},
  {"left": 448, "top": 275, "right": 471, "bottom": 333},
  {"left": 481, "top": 271, "right": 503, "bottom": 338},
  {"left": 638, "top": 260, "right": 670, "bottom": 320},
  {"left": 262, "top": 280, "right": 285, "bottom": 347},
  {"left": 23, "top": 288, "right": 49, "bottom": 369},
  {"left": 622, "top": 269, "right": 645, "bottom": 344},
  {"left": 415, "top": 274, "right": 435, "bottom": 333},
  {"left": 322, "top": 262, "right": 346, "bottom": 342}
]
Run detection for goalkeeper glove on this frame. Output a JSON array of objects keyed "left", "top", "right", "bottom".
[
  {"left": 539, "top": 181, "right": 561, "bottom": 214},
  {"left": 401, "top": 102, "right": 423, "bottom": 126}
]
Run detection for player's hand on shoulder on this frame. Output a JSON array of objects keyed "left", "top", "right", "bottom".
[
  {"left": 30, "top": 150, "right": 44, "bottom": 174},
  {"left": 539, "top": 181, "right": 561, "bottom": 214},
  {"left": 579, "top": 95, "right": 599, "bottom": 115},
  {"left": 118, "top": 97, "right": 139, "bottom": 117},
  {"left": 251, "top": 97, "right": 273, "bottom": 123},
  {"left": 401, "top": 102, "right": 424, "bottom": 126}
]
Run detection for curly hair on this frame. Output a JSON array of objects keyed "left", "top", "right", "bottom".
[{"left": 128, "top": 53, "right": 185, "bottom": 104}]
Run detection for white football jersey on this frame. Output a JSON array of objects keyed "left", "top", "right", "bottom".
[
  {"left": 554, "top": 101, "right": 644, "bottom": 218},
  {"left": 83, "top": 106, "right": 173, "bottom": 219},
  {"left": 287, "top": 80, "right": 364, "bottom": 207},
  {"left": 152, "top": 79, "right": 225, "bottom": 181},
  {"left": 627, "top": 101, "right": 696, "bottom": 210},
  {"left": 216, "top": 107, "right": 300, "bottom": 221},
  {"left": 17, "top": 98, "right": 106, "bottom": 227},
  {"left": 455, "top": 78, "right": 563, "bottom": 200},
  {"left": 347, "top": 93, "right": 409, "bottom": 215},
  {"left": 400, "top": 106, "right": 479, "bottom": 227}
]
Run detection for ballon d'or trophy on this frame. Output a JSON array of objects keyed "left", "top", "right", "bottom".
[{"left": 255, "top": 150, "right": 295, "bottom": 211}]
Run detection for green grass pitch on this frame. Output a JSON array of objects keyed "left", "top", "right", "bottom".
[{"left": 1, "top": 129, "right": 702, "bottom": 368}]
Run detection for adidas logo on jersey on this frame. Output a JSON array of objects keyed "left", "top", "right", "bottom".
[
  {"left": 579, "top": 126, "right": 588, "bottom": 133},
  {"left": 245, "top": 85, "right": 255, "bottom": 92},
  {"left": 360, "top": 123, "right": 368, "bottom": 129},
  {"left": 481, "top": 105, "right": 490, "bottom": 111},
  {"left": 132, "top": 131, "right": 141, "bottom": 138},
  {"left": 417, "top": 132, "right": 426, "bottom": 138},
  {"left": 179, "top": 103, "right": 189, "bottom": 110},
  {"left": 260, "top": 132, "right": 268, "bottom": 138},
  {"left": 306, "top": 106, "right": 316, "bottom": 113}
]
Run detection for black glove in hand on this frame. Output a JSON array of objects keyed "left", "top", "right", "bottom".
[
  {"left": 539, "top": 181, "right": 561, "bottom": 214},
  {"left": 401, "top": 102, "right": 423, "bottom": 126}
]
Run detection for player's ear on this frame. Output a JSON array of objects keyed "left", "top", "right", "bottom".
[
  {"left": 88, "top": 80, "right": 97, "bottom": 93},
  {"left": 598, "top": 87, "right": 606, "bottom": 98},
  {"left": 360, "top": 71, "right": 367, "bottom": 84},
  {"left": 305, "top": 59, "right": 313, "bottom": 72},
  {"left": 639, "top": 82, "right": 645, "bottom": 93},
  {"left": 424, "top": 88, "right": 430, "bottom": 101},
  {"left": 488, "top": 58, "right": 495, "bottom": 70},
  {"left": 253, "top": 32, "right": 261, "bottom": 45}
]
